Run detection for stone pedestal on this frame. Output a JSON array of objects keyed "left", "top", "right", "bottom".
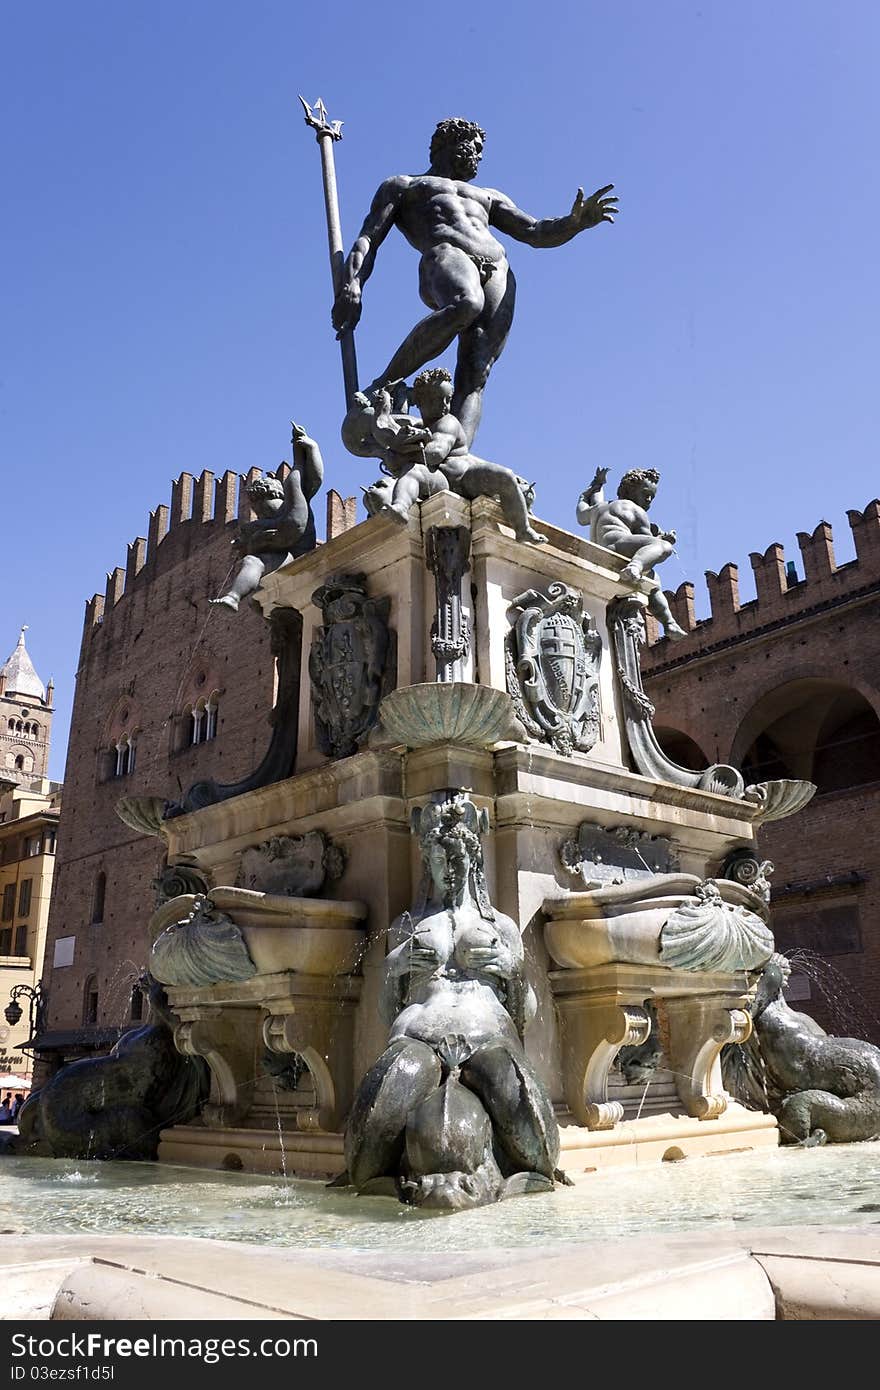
[
  {"left": 153, "top": 497, "right": 784, "bottom": 1177},
  {"left": 157, "top": 967, "right": 361, "bottom": 1173},
  {"left": 549, "top": 963, "right": 754, "bottom": 1128}
]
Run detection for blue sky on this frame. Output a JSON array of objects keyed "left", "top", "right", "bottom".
[{"left": 2, "top": 2, "right": 878, "bottom": 778}]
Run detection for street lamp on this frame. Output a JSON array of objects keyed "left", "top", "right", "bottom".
[{"left": 4, "top": 983, "right": 46, "bottom": 1053}]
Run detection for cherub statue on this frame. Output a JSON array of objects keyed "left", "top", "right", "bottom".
[
  {"left": 345, "top": 368, "right": 544, "bottom": 545},
  {"left": 344, "top": 381, "right": 451, "bottom": 518},
  {"left": 577, "top": 466, "right": 686, "bottom": 639},
  {"left": 210, "top": 423, "right": 323, "bottom": 612}
]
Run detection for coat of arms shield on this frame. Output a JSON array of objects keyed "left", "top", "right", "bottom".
[
  {"left": 309, "top": 573, "right": 392, "bottom": 758},
  {"left": 505, "top": 583, "right": 602, "bottom": 754}
]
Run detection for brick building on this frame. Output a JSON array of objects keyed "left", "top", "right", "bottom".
[
  {"left": 35, "top": 467, "right": 356, "bottom": 1076},
  {"left": 643, "top": 500, "right": 880, "bottom": 1041}
]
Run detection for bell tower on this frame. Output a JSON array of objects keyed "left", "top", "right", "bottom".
[{"left": 0, "top": 627, "right": 53, "bottom": 787}]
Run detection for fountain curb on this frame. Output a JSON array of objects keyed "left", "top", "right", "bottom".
[{"left": 3, "top": 1228, "right": 878, "bottom": 1321}]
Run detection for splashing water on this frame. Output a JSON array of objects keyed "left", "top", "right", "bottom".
[
  {"left": 784, "top": 950, "right": 880, "bottom": 1045},
  {"left": 270, "top": 1079, "right": 290, "bottom": 1204}
]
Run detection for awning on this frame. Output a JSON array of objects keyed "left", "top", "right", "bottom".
[{"left": 0, "top": 1073, "right": 30, "bottom": 1089}]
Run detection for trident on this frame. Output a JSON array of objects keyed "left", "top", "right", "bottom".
[{"left": 299, "top": 96, "right": 359, "bottom": 407}]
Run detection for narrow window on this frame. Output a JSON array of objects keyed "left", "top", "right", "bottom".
[
  {"left": 18, "top": 878, "right": 32, "bottom": 916},
  {"left": 190, "top": 705, "right": 204, "bottom": 746},
  {"left": 91, "top": 871, "right": 106, "bottom": 924},
  {"left": 84, "top": 977, "right": 99, "bottom": 1026},
  {"left": 13, "top": 924, "right": 27, "bottom": 957},
  {"left": 204, "top": 699, "right": 218, "bottom": 741},
  {"left": 114, "top": 736, "right": 137, "bottom": 776}
]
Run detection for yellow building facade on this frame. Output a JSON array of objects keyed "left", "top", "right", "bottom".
[{"left": 0, "top": 628, "right": 58, "bottom": 1083}]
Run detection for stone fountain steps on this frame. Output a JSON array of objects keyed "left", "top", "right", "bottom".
[
  {"left": 607, "top": 1068, "right": 680, "bottom": 1119},
  {"left": 158, "top": 1124, "right": 345, "bottom": 1178}
]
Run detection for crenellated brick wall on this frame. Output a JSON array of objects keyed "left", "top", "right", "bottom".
[
  {"left": 642, "top": 500, "right": 880, "bottom": 1038},
  {"left": 644, "top": 499, "right": 880, "bottom": 656},
  {"left": 39, "top": 470, "right": 357, "bottom": 1074}
]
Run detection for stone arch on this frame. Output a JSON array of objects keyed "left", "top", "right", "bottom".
[
  {"left": 98, "top": 691, "right": 141, "bottom": 782},
  {"left": 731, "top": 678, "right": 880, "bottom": 792},
  {"left": 170, "top": 657, "right": 224, "bottom": 754},
  {"left": 653, "top": 725, "right": 712, "bottom": 773},
  {"left": 184, "top": 689, "right": 221, "bottom": 748},
  {"left": 101, "top": 690, "right": 141, "bottom": 747}
]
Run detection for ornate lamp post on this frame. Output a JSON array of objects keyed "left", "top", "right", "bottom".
[{"left": 4, "top": 983, "right": 46, "bottom": 1053}]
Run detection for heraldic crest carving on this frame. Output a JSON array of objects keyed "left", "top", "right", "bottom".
[
  {"left": 505, "top": 583, "right": 602, "bottom": 755},
  {"left": 309, "top": 573, "right": 393, "bottom": 758}
]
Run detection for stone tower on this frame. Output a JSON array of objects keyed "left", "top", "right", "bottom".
[{"left": 0, "top": 627, "right": 53, "bottom": 786}]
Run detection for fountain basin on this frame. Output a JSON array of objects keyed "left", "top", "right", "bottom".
[
  {"left": 1, "top": 1150, "right": 878, "bottom": 1323},
  {"left": 544, "top": 873, "right": 772, "bottom": 973},
  {"left": 375, "top": 681, "right": 524, "bottom": 748},
  {"left": 149, "top": 887, "right": 368, "bottom": 980},
  {"left": 2, "top": 1146, "right": 879, "bottom": 1266}
]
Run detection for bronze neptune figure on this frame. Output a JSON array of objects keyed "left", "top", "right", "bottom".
[{"left": 332, "top": 118, "right": 617, "bottom": 447}]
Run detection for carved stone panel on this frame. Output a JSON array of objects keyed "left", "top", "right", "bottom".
[
  {"left": 236, "top": 830, "right": 345, "bottom": 898},
  {"left": 425, "top": 525, "right": 471, "bottom": 683},
  {"left": 309, "top": 573, "right": 393, "bottom": 759},
  {"left": 505, "top": 583, "right": 601, "bottom": 755},
  {"left": 560, "top": 821, "right": 679, "bottom": 888}
]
